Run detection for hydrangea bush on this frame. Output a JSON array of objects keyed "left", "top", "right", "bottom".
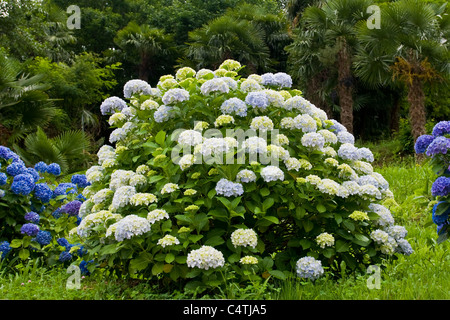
[
  {"left": 71, "top": 60, "right": 412, "bottom": 289},
  {"left": 415, "top": 120, "right": 450, "bottom": 243},
  {"left": 0, "top": 146, "right": 89, "bottom": 267}
]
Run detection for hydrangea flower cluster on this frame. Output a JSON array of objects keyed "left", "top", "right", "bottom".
[
  {"left": 296, "top": 256, "right": 324, "bottom": 280},
  {"left": 415, "top": 120, "right": 450, "bottom": 241},
  {"left": 186, "top": 245, "right": 225, "bottom": 270},
  {"left": 74, "top": 60, "right": 413, "bottom": 286}
]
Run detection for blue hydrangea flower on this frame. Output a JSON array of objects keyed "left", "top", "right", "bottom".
[
  {"left": 0, "top": 190, "right": 5, "bottom": 198},
  {"left": 21, "top": 223, "right": 40, "bottom": 236},
  {"left": 0, "top": 241, "right": 11, "bottom": 259},
  {"left": 52, "top": 208, "right": 63, "bottom": 219},
  {"left": 245, "top": 91, "right": 269, "bottom": 110},
  {"left": 34, "top": 161, "right": 48, "bottom": 173},
  {"left": 53, "top": 183, "right": 78, "bottom": 197},
  {"left": 426, "top": 136, "right": 450, "bottom": 157},
  {"left": 261, "top": 73, "right": 276, "bottom": 86},
  {"left": 432, "top": 202, "right": 450, "bottom": 225},
  {"left": 62, "top": 200, "right": 83, "bottom": 216},
  {"left": 57, "top": 238, "right": 72, "bottom": 251},
  {"left": 0, "top": 172, "right": 7, "bottom": 186},
  {"left": 215, "top": 178, "right": 244, "bottom": 197},
  {"left": 154, "top": 105, "right": 173, "bottom": 123},
  {"left": 0, "top": 146, "right": 20, "bottom": 162},
  {"left": 432, "top": 120, "right": 450, "bottom": 137},
  {"left": 79, "top": 260, "right": 94, "bottom": 275},
  {"left": 71, "top": 174, "right": 90, "bottom": 188},
  {"left": 59, "top": 251, "right": 72, "bottom": 262},
  {"left": 431, "top": 176, "right": 450, "bottom": 197},
  {"left": 11, "top": 173, "right": 35, "bottom": 195},
  {"left": 46, "top": 163, "right": 61, "bottom": 176},
  {"left": 162, "top": 88, "right": 190, "bottom": 105},
  {"left": 25, "top": 167, "right": 40, "bottom": 183},
  {"left": 123, "top": 79, "right": 152, "bottom": 98},
  {"left": 296, "top": 256, "right": 324, "bottom": 280},
  {"left": 24, "top": 211, "right": 40, "bottom": 224},
  {"left": 273, "top": 72, "right": 293, "bottom": 88},
  {"left": 414, "top": 135, "right": 435, "bottom": 154},
  {"left": 100, "top": 96, "right": 128, "bottom": 115},
  {"left": 34, "top": 230, "right": 52, "bottom": 246},
  {"left": 220, "top": 98, "right": 247, "bottom": 117},
  {"left": 34, "top": 183, "right": 53, "bottom": 203},
  {"left": 6, "top": 161, "right": 26, "bottom": 176}
]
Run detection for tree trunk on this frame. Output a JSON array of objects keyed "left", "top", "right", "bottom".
[
  {"left": 389, "top": 91, "right": 401, "bottom": 134},
  {"left": 407, "top": 76, "right": 426, "bottom": 143},
  {"left": 337, "top": 38, "right": 354, "bottom": 134},
  {"left": 306, "top": 70, "right": 332, "bottom": 118},
  {"left": 139, "top": 52, "right": 150, "bottom": 82}
]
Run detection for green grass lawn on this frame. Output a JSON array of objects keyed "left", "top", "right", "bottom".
[{"left": 1, "top": 159, "right": 449, "bottom": 300}]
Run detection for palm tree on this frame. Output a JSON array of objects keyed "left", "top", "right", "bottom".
[
  {"left": 13, "top": 127, "right": 91, "bottom": 174},
  {"left": 287, "top": 0, "right": 372, "bottom": 132},
  {"left": 183, "top": 14, "right": 272, "bottom": 74},
  {"left": 114, "top": 22, "right": 176, "bottom": 82},
  {"left": 354, "top": 0, "right": 449, "bottom": 142},
  {"left": 0, "top": 51, "right": 62, "bottom": 145}
]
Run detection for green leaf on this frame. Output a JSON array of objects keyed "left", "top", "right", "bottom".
[
  {"left": 323, "top": 248, "right": 335, "bottom": 258},
  {"left": 19, "top": 248, "right": 29, "bottom": 260},
  {"left": 165, "top": 253, "right": 175, "bottom": 264},
  {"left": 262, "top": 198, "right": 275, "bottom": 211},
  {"left": 302, "top": 220, "right": 314, "bottom": 232},
  {"left": 204, "top": 236, "right": 225, "bottom": 247},
  {"left": 336, "top": 240, "right": 350, "bottom": 253},
  {"left": 10, "top": 239, "right": 22, "bottom": 248},
  {"left": 435, "top": 201, "right": 450, "bottom": 216},
  {"left": 152, "top": 262, "right": 164, "bottom": 275},
  {"left": 260, "top": 188, "right": 270, "bottom": 197},
  {"left": 155, "top": 130, "right": 166, "bottom": 146},
  {"left": 130, "top": 255, "right": 150, "bottom": 271},
  {"left": 316, "top": 203, "right": 326, "bottom": 213},
  {"left": 269, "top": 270, "right": 287, "bottom": 280}
]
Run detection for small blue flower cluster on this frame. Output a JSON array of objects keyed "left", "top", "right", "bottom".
[
  {"left": 416, "top": 121, "right": 450, "bottom": 239},
  {"left": 261, "top": 72, "right": 293, "bottom": 88},
  {"left": 215, "top": 178, "right": 244, "bottom": 197},
  {"left": 0, "top": 241, "right": 11, "bottom": 259}
]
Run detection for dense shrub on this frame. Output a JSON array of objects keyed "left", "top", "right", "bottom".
[
  {"left": 415, "top": 120, "right": 450, "bottom": 243},
  {"left": 0, "top": 146, "right": 88, "bottom": 267},
  {"left": 68, "top": 60, "right": 412, "bottom": 291}
]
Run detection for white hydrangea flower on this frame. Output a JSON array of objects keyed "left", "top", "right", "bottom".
[
  {"left": 98, "top": 145, "right": 116, "bottom": 164},
  {"left": 200, "top": 78, "right": 229, "bottom": 95},
  {"left": 130, "top": 193, "right": 158, "bottom": 206},
  {"left": 129, "top": 174, "right": 147, "bottom": 187},
  {"left": 240, "top": 256, "right": 259, "bottom": 265},
  {"left": 273, "top": 134, "right": 289, "bottom": 146},
  {"left": 113, "top": 214, "right": 151, "bottom": 242},
  {"left": 140, "top": 99, "right": 159, "bottom": 111},
  {"left": 316, "top": 232, "right": 335, "bottom": 249},
  {"left": 261, "top": 165, "right": 284, "bottom": 182},
  {"left": 266, "top": 144, "right": 290, "bottom": 161},
  {"left": 92, "top": 188, "right": 114, "bottom": 205},
  {"left": 338, "top": 143, "right": 360, "bottom": 161},
  {"left": 147, "top": 209, "right": 169, "bottom": 224},
  {"left": 250, "top": 116, "right": 274, "bottom": 132},
  {"left": 301, "top": 132, "right": 325, "bottom": 149},
  {"left": 161, "top": 183, "right": 179, "bottom": 194},
  {"left": 316, "top": 178, "right": 340, "bottom": 195},
  {"left": 231, "top": 228, "right": 258, "bottom": 248},
  {"left": 369, "top": 203, "right": 394, "bottom": 227},
  {"left": 293, "top": 114, "right": 317, "bottom": 133},
  {"left": 280, "top": 117, "right": 295, "bottom": 129},
  {"left": 111, "top": 186, "right": 136, "bottom": 210},
  {"left": 214, "top": 114, "right": 235, "bottom": 127},
  {"left": 240, "top": 78, "right": 261, "bottom": 92},
  {"left": 86, "top": 166, "right": 104, "bottom": 183},
  {"left": 77, "top": 210, "right": 122, "bottom": 238},
  {"left": 157, "top": 235, "right": 180, "bottom": 248},
  {"left": 178, "top": 154, "right": 196, "bottom": 171},
  {"left": 283, "top": 95, "right": 312, "bottom": 113},
  {"left": 123, "top": 79, "right": 152, "bottom": 98},
  {"left": 236, "top": 169, "right": 257, "bottom": 183},
  {"left": 220, "top": 97, "right": 247, "bottom": 117},
  {"left": 186, "top": 245, "right": 225, "bottom": 270},
  {"left": 318, "top": 129, "right": 338, "bottom": 145},
  {"left": 337, "top": 131, "right": 355, "bottom": 144},
  {"left": 177, "top": 130, "right": 203, "bottom": 147},
  {"left": 242, "top": 136, "right": 268, "bottom": 154},
  {"left": 263, "top": 89, "right": 284, "bottom": 107}
]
